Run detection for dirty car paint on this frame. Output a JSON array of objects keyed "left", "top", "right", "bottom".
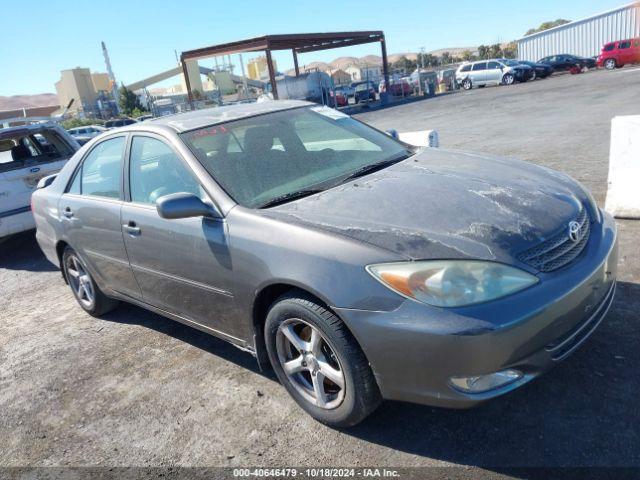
[{"left": 264, "top": 148, "right": 591, "bottom": 266}]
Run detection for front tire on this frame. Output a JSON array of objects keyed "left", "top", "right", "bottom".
[
  {"left": 264, "top": 293, "right": 381, "bottom": 427},
  {"left": 461, "top": 79, "right": 472, "bottom": 90},
  {"left": 62, "top": 246, "right": 119, "bottom": 316},
  {"left": 502, "top": 73, "right": 515, "bottom": 85}
]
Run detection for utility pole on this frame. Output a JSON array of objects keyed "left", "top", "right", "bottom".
[
  {"left": 420, "top": 46, "right": 426, "bottom": 70},
  {"left": 101, "top": 41, "right": 120, "bottom": 115},
  {"left": 238, "top": 53, "right": 249, "bottom": 99}
]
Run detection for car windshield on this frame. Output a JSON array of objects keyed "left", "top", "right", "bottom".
[
  {"left": 503, "top": 60, "right": 521, "bottom": 66},
  {"left": 180, "top": 106, "right": 412, "bottom": 208}
]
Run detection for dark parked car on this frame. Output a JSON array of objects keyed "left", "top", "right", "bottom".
[
  {"left": 351, "top": 81, "right": 377, "bottom": 103},
  {"left": 32, "top": 100, "right": 618, "bottom": 427},
  {"left": 517, "top": 61, "right": 553, "bottom": 79},
  {"left": 538, "top": 54, "right": 597, "bottom": 72},
  {"left": 105, "top": 118, "right": 137, "bottom": 129}
]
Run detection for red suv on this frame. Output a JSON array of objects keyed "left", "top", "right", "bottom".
[{"left": 597, "top": 38, "right": 640, "bottom": 70}]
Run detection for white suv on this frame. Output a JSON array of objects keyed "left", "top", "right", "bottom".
[
  {"left": 0, "top": 122, "right": 79, "bottom": 239},
  {"left": 456, "top": 59, "right": 533, "bottom": 90}
]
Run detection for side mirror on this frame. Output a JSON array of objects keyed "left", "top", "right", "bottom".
[
  {"left": 156, "top": 192, "right": 221, "bottom": 220},
  {"left": 37, "top": 174, "right": 57, "bottom": 189}
]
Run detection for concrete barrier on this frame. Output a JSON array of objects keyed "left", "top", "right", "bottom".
[
  {"left": 398, "top": 130, "right": 439, "bottom": 148},
  {"left": 605, "top": 115, "right": 640, "bottom": 219}
]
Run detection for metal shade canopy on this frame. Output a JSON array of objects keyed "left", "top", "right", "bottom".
[{"left": 180, "top": 31, "right": 390, "bottom": 102}]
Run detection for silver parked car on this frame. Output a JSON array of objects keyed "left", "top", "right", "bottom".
[
  {"left": 32, "top": 100, "right": 617, "bottom": 427},
  {"left": 456, "top": 59, "right": 534, "bottom": 90},
  {"left": 67, "top": 125, "right": 107, "bottom": 140}
]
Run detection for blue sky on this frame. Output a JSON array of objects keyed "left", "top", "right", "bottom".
[{"left": 0, "top": 0, "right": 627, "bottom": 96}]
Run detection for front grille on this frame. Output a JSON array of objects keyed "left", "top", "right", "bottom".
[{"left": 518, "top": 208, "right": 590, "bottom": 272}]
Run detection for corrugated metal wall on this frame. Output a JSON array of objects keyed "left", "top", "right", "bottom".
[{"left": 517, "top": 3, "right": 640, "bottom": 61}]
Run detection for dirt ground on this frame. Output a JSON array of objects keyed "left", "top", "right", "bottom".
[{"left": 1, "top": 67, "right": 639, "bottom": 475}]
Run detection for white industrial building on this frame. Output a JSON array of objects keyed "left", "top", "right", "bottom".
[{"left": 516, "top": 2, "right": 640, "bottom": 61}]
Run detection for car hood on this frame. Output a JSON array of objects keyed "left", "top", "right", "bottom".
[{"left": 264, "top": 149, "right": 588, "bottom": 265}]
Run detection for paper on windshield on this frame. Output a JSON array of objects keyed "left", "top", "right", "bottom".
[{"left": 310, "top": 106, "right": 349, "bottom": 120}]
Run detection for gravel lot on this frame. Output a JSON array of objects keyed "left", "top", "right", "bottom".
[{"left": 1, "top": 68, "right": 639, "bottom": 474}]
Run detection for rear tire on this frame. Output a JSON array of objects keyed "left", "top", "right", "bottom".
[
  {"left": 62, "top": 246, "right": 119, "bottom": 317},
  {"left": 264, "top": 293, "right": 381, "bottom": 427}
]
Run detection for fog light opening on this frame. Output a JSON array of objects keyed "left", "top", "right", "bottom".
[{"left": 450, "top": 369, "right": 523, "bottom": 394}]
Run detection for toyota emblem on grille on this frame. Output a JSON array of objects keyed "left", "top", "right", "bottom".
[{"left": 568, "top": 221, "right": 581, "bottom": 243}]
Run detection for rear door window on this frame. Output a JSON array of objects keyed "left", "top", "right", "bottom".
[
  {"left": 619, "top": 41, "right": 631, "bottom": 49},
  {"left": 72, "top": 136, "right": 125, "bottom": 199},
  {"left": 472, "top": 62, "right": 487, "bottom": 71}
]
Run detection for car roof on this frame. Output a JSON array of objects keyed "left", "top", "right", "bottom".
[{"left": 138, "top": 99, "right": 312, "bottom": 133}]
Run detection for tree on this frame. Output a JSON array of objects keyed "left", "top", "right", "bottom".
[
  {"left": 392, "top": 56, "right": 416, "bottom": 73},
  {"left": 441, "top": 52, "right": 452, "bottom": 65},
  {"left": 501, "top": 42, "right": 518, "bottom": 59},
  {"left": 525, "top": 19, "right": 570, "bottom": 36},
  {"left": 478, "top": 45, "right": 489, "bottom": 60},
  {"left": 421, "top": 53, "right": 439, "bottom": 67},
  {"left": 488, "top": 44, "right": 502, "bottom": 59},
  {"left": 118, "top": 85, "right": 143, "bottom": 116},
  {"left": 461, "top": 50, "right": 475, "bottom": 62},
  {"left": 61, "top": 118, "right": 105, "bottom": 130}
]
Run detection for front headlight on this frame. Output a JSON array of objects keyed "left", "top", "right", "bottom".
[{"left": 366, "top": 260, "right": 538, "bottom": 308}]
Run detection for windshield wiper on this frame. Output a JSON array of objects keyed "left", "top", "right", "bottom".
[
  {"left": 259, "top": 189, "right": 324, "bottom": 208},
  {"left": 340, "top": 154, "right": 410, "bottom": 183}
]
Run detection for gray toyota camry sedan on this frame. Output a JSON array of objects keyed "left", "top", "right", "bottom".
[{"left": 32, "top": 100, "right": 617, "bottom": 427}]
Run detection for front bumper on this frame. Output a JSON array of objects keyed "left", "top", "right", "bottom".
[{"left": 336, "top": 211, "right": 618, "bottom": 408}]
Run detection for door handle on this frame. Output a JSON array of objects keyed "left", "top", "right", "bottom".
[
  {"left": 123, "top": 221, "right": 141, "bottom": 236},
  {"left": 63, "top": 207, "right": 74, "bottom": 218}
]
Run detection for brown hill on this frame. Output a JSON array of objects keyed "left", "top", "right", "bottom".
[{"left": 0, "top": 93, "right": 59, "bottom": 111}]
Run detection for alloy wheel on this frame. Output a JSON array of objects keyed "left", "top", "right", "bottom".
[
  {"left": 604, "top": 59, "right": 616, "bottom": 70},
  {"left": 65, "top": 254, "right": 95, "bottom": 309},
  {"left": 276, "top": 318, "right": 345, "bottom": 410},
  {"left": 503, "top": 74, "right": 515, "bottom": 85}
]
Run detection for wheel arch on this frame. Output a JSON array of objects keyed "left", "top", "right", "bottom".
[
  {"left": 56, "top": 239, "right": 70, "bottom": 283},
  {"left": 251, "top": 282, "right": 364, "bottom": 368}
]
